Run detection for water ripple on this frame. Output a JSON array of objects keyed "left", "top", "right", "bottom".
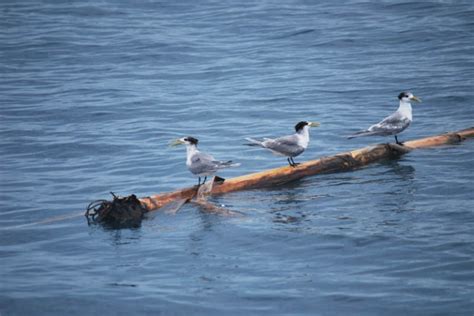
[{"left": 1, "top": 0, "right": 474, "bottom": 315}]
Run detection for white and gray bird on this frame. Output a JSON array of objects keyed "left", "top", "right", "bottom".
[
  {"left": 348, "top": 92, "right": 421, "bottom": 145},
  {"left": 245, "top": 121, "right": 320, "bottom": 167},
  {"left": 170, "top": 136, "right": 240, "bottom": 185}
]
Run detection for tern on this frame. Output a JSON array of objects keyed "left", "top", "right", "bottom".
[
  {"left": 245, "top": 121, "right": 320, "bottom": 167},
  {"left": 348, "top": 92, "right": 421, "bottom": 145},
  {"left": 171, "top": 136, "right": 240, "bottom": 185}
]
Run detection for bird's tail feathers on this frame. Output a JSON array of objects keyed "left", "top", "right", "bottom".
[
  {"left": 244, "top": 137, "right": 264, "bottom": 147},
  {"left": 217, "top": 160, "right": 241, "bottom": 168},
  {"left": 347, "top": 130, "right": 376, "bottom": 139}
]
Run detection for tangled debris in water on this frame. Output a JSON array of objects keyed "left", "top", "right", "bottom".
[{"left": 85, "top": 192, "right": 148, "bottom": 229}]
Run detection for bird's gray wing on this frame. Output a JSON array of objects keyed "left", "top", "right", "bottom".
[
  {"left": 368, "top": 111, "right": 411, "bottom": 135},
  {"left": 189, "top": 152, "right": 219, "bottom": 175},
  {"left": 263, "top": 135, "right": 305, "bottom": 157}
]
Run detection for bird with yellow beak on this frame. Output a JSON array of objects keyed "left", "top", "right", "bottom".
[
  {"left": 245, "top": 121, "right": 320, "bottom": 167},
  {"left": 348, "top": 91, "right": 421, "bottom": 145},
  {"left": 170, "top": 136, "right": 240, "bottom": 185}
]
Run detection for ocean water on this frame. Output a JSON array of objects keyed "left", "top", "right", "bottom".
[{"left": 1, "top": 0, "right": 473, "bottom": 315}]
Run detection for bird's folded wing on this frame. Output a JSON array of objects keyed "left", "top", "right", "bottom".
[
  {"left": 189, "top": 152, "right": 219, "bottom": 174},
  {"left": 264, "top": 136, "right": 304, "bottom": 156},
  {"left": 191, "top": 152, "right": 215, "bottom": 164},
  {"left": 369, "top": 112, "right": 410, "bottom": 132}
]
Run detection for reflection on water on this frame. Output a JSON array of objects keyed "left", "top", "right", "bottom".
[
  {"left": 377, "top": 160, "right": 416, "bottom": 214},
  {"left": 242, "top": 159, "right": 419, "bottom": 227},
  {"left": 87, "top": 225, "right": 144, "bottom": 247},
  {"left": 383, "top": 160, "right": 416, "bottom": 181}
]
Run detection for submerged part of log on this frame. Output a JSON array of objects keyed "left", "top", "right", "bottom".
[
  {"left": 191, "top": 177, "right": 243, "bottom": 216},
  {"left": 140, "top": 127, "right": 474, "bottom": 211}
]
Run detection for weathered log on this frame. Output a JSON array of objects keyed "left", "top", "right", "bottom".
[{"left": 140, "top": 127, "right": 474, "bottom": 212}]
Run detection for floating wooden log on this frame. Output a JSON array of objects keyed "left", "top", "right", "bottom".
[{"left": 140, "top": 127, "right": 474, "bottom": 212}]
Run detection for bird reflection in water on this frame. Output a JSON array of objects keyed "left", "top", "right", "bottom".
[{"left": 378, "top": 159, "right": 416, "bottom": 213}]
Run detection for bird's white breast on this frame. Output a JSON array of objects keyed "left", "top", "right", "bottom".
[
  {"left": 296, "top": 126, "right": 310, "bottom": 149},
  {"left": 186, "top": 145, "right": 199, "bottom": 167},
  {"left": 398, "top": 101, "right": 413, "bottom": 121}
]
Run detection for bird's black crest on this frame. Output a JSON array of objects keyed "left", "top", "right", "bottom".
[
  {"left": 294, "top": 121, "right": 309, "bottom": 132},
  {"left": 185, "top": 136, "right": 198, "bottom": 145},
  {"left": 398, "top": 92, "right": 409, "bottom": 100}
]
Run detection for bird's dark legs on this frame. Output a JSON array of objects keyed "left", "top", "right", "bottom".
[
  {"left": 197, "top": 176, "right": 208, "bottom": 186},
  {"left": 290, "top": 157, "right": 300, "bottom": 166},
  {"left": 287, "top": 157, "right": 300, "bottom": 167},
  {"left": 287, "top": 158, "right": 295, "bottom": 167},
  {"left": 394, "top": 135, "right": 404, "bottom": 146}
]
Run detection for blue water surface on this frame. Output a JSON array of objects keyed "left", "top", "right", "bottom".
[{"left": 1, "top": 0, "right": 473, "bottom": 315}]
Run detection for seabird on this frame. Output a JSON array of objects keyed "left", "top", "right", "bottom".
[
  {"left": 245, "top": 121, "right": 320, "bottom": 167},
  {"left": 348, "top": 92, "right": 421, "bottom": 145},
  {"left": 170, "top": 136, "right": 240, "bottom": 185}
]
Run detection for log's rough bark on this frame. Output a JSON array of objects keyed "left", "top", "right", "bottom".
[{"left": 140, "top": 127, "right": 474, "bottom": 212}]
